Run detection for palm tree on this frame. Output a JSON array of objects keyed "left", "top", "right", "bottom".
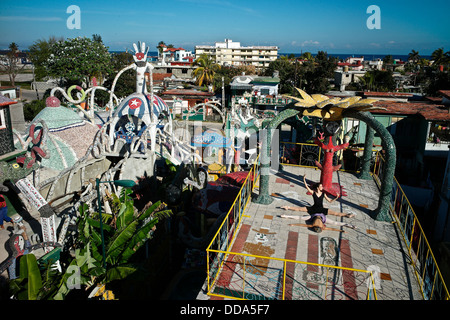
[
  {"left": 156, "top": 41, "right": 166, "bottom": 54},
  {"left": 408, "top": 50, "right": 420, "bottom": 63},
  {"left": 301, "top": 52, "right": 314, "bottom": 61},
  {"left": 418, "top": 58, "right": 430, "bottom": 68},
  {"left": 432, "top": 48, "right": 446, "bottom": 66},
  {"left": 0, "top": 42, "right": 24, "bottom": 86},
  {"left": 192, "top": 53, "right": 219, "bottom": 88}
]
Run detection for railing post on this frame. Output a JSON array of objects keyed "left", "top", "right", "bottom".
[
  {"left": 282, "top": 260, "right": 287, "bottom": 300},
  {"left": 243, "top": 257, "right": 246, "bottom": 299},
  {"left": 408, "top": 216, "right": 416, "bottom": 254},
  {"left": 207, "top": 250, "right": 210, "bottom": 294}
]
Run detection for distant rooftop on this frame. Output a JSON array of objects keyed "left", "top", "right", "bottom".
[
  {"left": 196, "top": 39, "right": 278, "bottom": 50},
  {"left": 0, "top": 93, "right": 17, "bottom": 107},
  {"left": 372, "top": 100, "right": 450, "bottom": 121},
  {"left": 161, "top": 89, "right": 214, "bottom": 97}
]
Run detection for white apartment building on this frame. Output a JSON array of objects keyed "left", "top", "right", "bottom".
[
  {"left": 195, "top": 39, "right": 278, "bottom": 69},
  {"left": 159, "top": 46, "right": 194, "bottom": 65}
]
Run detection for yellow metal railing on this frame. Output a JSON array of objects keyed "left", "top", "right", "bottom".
[
  {"left": 206, "top": 250, "right": 377, "bottom": 300},
  {"left": 280, "top": 141, "right": 449, "bottom": 299},
  {"left": 206, "top": 141, "right": 449, "bottom": 300},
  {"left": 372, "top": 152, "right": 450, "bottom": 300},
  {"left": 205, "top": 153, "right": 377, "bottom": 300},
  {"left": 206, "top": 156, "right": 260, "bottom": 297}
]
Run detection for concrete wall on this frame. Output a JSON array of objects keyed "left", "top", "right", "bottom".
[{"left": 9, "top": 102, "right": 26, "bottom": 133}]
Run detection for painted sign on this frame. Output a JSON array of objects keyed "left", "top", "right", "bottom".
[{"left": 192, "top": 130, "right": 231, "bottom": 148}]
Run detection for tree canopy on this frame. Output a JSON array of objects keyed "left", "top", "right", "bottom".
[
  {"left": 44, "top": 36, "right": 112, "bottom": 87},
  {"left": 28, "top": 36, "right": 63, "bottom": 81},
  {"left": 0, "top": 42, "right": 26, "bottom": 86},
  {"left": 265, "top": 51, "right": 336, "bottom": 94}
]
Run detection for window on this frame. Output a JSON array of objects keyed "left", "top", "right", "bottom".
[
  {"left": 346, "top": 119, "right": 359, "bottom": 132},
  {"left": 389, "top": 116, "right": 403, "bottom": 135},
  {"left": 0, "top": 109, "right": 6, "bottom": 130}
]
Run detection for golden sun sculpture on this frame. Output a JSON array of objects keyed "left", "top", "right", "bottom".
[{"left": 283, "top": 88, "right": 386, "bottom": 121}]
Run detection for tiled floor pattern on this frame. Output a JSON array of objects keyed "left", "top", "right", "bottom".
[{"left": 198, "top": 165, "right": 424, "bottom": 300}]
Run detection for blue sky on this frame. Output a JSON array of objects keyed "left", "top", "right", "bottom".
[{"left": 1, "top": 0, "right": 449, "bottom": 55}]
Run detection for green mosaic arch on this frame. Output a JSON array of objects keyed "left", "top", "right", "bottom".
[{"left": 253, "top": 107, "right": 396, "bottom": 222}]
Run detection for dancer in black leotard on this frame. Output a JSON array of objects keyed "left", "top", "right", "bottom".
[{"left": 280, "top": 175, "right": 356, "bottom": 232}]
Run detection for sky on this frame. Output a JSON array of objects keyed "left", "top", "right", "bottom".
[{"left": 1, "top": 0, "right": 449, "bottom": 56}]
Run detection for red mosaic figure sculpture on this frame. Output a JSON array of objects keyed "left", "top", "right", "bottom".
[{"left": 313, "top": 121, "right": 348, "bottom": 196}]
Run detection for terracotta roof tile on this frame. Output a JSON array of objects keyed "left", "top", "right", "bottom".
[
  {"left": 362, "top": 92, "right": 414, "bottom": 98},
  {"left": 0, "top": 93, "right": 17, "bottom": 107},
  {"left": 164, "top": 47, "right": 185, "bottom": 52},
  {"left": 438, "top": 90, "right": 450, "bottom": 100},
  {"left": 371, "top": 101, "right": 450, "bottom": 121}
]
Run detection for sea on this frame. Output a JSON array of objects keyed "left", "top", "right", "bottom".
[
  {"left": 111, "top": 51, "right": 431, "bottom": 62},
  {"left": 280, "top": 53, "right": 433, "bottom": 62}
]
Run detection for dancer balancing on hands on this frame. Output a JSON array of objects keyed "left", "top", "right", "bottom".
[{"left": 280, "top": 175, "right": 356, "bottom": 233}]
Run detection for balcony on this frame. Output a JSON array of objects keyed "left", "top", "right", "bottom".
[{"left": 232, "top": 95, "right": 292, "bottom": 106}]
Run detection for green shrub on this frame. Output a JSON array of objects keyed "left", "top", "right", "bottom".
[{"left": 23, "top": 99, "right": 46, "bottom": 121}]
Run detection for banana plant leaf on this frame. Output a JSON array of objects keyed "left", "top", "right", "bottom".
[
  {"left": 75, "top": 242, "right": 97, "bottom": 269},
  {"left": 37, "top": 262, "right": 64, "bottom": 300},
  {"left": 105, "top": 220, "right": 139, "bottom": 262},
  {"left": 120, "top": 209, "right": 173, "bottom": 262},
  {"left": 106, "top": 264, "right": 138, "bottom": 283},
  {"left": 52, "top": 259, "right": 80, "bottom": 300},
  {"left": 119, "top": 218, "right": 158, "bottom": 262},
  {"left": 116, "top": 201, "right": 135, "bottom": 229},
  {"left": 86, "top": 217, "right": 112, "bottom": 233},
  {"left": 17, "top": 254, "right": 43, "bottom": 300},
  {"left": 88, "top": 225, "right": 103, "bottom": 247},
  {"left": 138, "top": 200, "right": 162, "bottom": 221},
  {"left": 90, "top": 240, "right": 104, "bottom": 263}
]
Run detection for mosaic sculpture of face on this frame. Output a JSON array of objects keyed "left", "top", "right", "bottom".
[{"left": 13, "top": 235, "right": 25, "bottom": 255}]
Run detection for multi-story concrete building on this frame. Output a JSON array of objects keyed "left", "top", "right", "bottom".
[{"left": 195, "top": 39, "right": 278, "bottom": 69}]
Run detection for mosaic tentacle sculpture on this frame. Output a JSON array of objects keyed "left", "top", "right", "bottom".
[
  {"left": 313, "top": 121, "right": 349, "bottom": 196},
  {"left": 0, "top": 119, "right": 49, "bottom": 192}
]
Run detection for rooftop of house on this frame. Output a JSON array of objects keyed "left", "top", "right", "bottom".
[
  {"left": 0, "top": 93, "right": 17, "bottom": 107},
  {"left": 251, "top": 76, "right": 280, "bottom": 85},
  {"left": 438, "top": 90, "right": 450, "bottom": 100},
  {"left": 0, "top": 86, "right": 16, "bottom": 91},
  {"left": 324, "top": 91, "right": 450, "bottom": 122},
  {"left": 372, "top": 100, "right": 450, "bottom": 121},
  {"left": 163, "top": 47, "right": 186, "bottom": 52},
  {"left": 362, "top": 92, "right": 415, "bottom": 98}
]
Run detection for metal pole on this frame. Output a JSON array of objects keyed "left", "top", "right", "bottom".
[
  {"left": 32, "top": 65, "right": 39, "bottom": 100},
  {"left": 222, "top": 77, "right": 225, "bottom": 111},
  {"left": 96, "top": 178, "right": 107, "bottom": 269}
]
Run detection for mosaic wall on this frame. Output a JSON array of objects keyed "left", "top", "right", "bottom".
[{"left": 0, "top": 106, "right": 14, "bottom": 156}]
